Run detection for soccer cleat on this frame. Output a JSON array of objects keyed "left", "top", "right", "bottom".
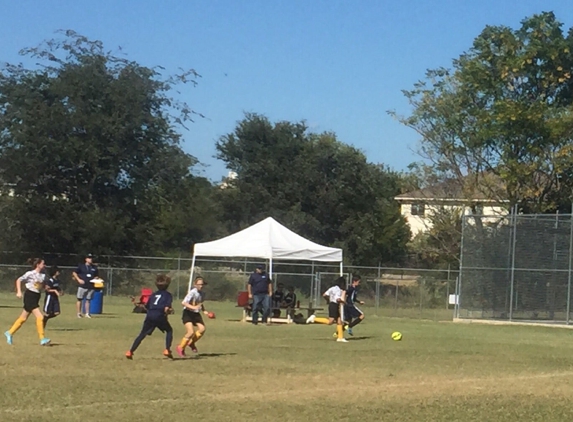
[
  {"left": 125, "top": 351, "right": 133, "bottom": 360},
  {"left": 85, "top": 314, "right": 92, "bottom": 319},
  {"left": 189, "top": 344, "right": 198, "bottom": 353},
  {"left": 4, "top": 331, "right": 13, "bottom": 345},
  {"left": 77, "top": 313, "right": 83, "bottom": 318},
  {"left": 347, "top": 328, "right": 353, "bottom": 336},
  {"left": 306, "top": 314, "right": 316, "bottom": 324},
  {"left": 163, "top": 349, "right": 173, "bottom": 359},
  {"left": 176, "top": 346, "right": 186, "bottom": 357},
  {"left": 336, "top": 338, "right": 349, "bottom": 343},
  {"left": 40, "top": 338, "right": 51, "bottom": 346}
]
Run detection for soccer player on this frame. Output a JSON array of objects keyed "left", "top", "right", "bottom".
[
  {"left": 344, "top": 275, "right": 365, "bottom": 336},
  {"left": 306, "top": 277, "right": 348, "bottom": 343},
  {"left": 43, "top": 266, "right": 63, "bottom": 329},
  {"left": 125, "top": 274, "right": 174, "bottom": 360},
  {"left": 4, "top": 258, "right": 51, "bottom": 346},
  {"left": 177, "top": 276, "right": 210, "bottom": 357}
]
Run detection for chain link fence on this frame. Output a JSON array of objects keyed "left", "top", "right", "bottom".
[
  {"left": 0, "top": 252, "right": 458, "bottom": 320},
  {"left": 457, "top": 213, "right": 573, "bottom": 324}
]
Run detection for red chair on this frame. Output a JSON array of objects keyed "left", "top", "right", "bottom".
[{"left": 140, "top": 288, "right": 153, "bottom": 305}]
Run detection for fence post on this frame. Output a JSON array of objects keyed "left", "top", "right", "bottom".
[
  {"left": 376, "top": 262, "right": 381, "bottom": 316},
  {"left": 567, "top": 212, "right": 573, "bottom": 324},
  {"left": 509, "top": 206, "right": 518, "bottom": 321},
  {"left": 177, "top": 254, "right": 181, "bottom": 301}
]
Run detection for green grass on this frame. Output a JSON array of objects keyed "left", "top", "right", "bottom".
[{"left": 2, "top": 293, "right": 573, "bottom": 421}]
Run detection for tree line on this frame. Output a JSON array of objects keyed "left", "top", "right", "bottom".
[{"left": 1, "top": 12, "right": 572, "bottom": 269}]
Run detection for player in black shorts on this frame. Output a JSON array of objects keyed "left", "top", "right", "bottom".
[
  {"left": 125, "top": 274, "right": 174, "bottom": 360},
  {"left": 43, "top": 266, "right": 63, "bottom": 329},
  {"left": 177, "top": 276, "right": 211, "bottom": 357},
  {"left": 344, "top": 275, "right": 365, "bottom": 336}
]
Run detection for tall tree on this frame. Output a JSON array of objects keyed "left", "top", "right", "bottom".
[
  {"left": 391, "top": 12, "right": 573, "bottom": 212},
  {"left": 216, "top": 113, "right": 410, "bottom": 265},
  {"left": 0, "top": 31, "right": 217, "bottom": 254}
]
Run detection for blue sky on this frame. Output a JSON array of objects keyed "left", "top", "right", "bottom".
[{"left": 1, "top": 1, "right": 571, "bottom": 181}]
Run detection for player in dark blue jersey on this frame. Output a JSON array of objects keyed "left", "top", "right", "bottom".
[
  {"left": 126, "top": 274, "right": 174, "bottom": 360},
  {"left": 43, "top": 266, "right": 63, "bottom": 329},
  {"left": 344, "top": 275, "right": 365, "bottom": 335}
]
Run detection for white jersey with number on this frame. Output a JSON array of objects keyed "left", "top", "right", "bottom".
[
  {"left": 21, "top": 270, "right": 45, "bottom": 293},
  {"left": 183, "top": 288, "right": 204, "bottom": 313},
  {"left": 324, "top": 285, "right": 343, "bottom": 304}
]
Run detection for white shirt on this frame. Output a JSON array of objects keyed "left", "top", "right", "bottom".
[
  {"left": 21, "top": 270, "right": 45, "bottom": 293},
  {"left": 324, "top": 285, "right": 344, "bottom": 304},
  {"left": 183, "top": 288, "right": 204, "bottom": 313}
]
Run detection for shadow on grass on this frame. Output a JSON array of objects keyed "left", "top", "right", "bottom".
[
  {"left": 347, "top": 336, "right": 372, "bottom": 341},
  {"left": 0, "top": 305, "right": 21, "bottom": 309},
  {"left": 198, "top": 352, "right": 237, "bottom": 358},
  {"left": 49, "top": 328, "right": 84, "bottom": 332}
]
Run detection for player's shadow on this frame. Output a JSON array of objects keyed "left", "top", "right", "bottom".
[
  {"left": 347, "top": 336, "right": 372, "bottom": 341},
  {"left": 198, "top": 352, "right": 237, "bottom": 358},
  {"left": 172, "top": 353, "right": 237, "bottom": 361},
  {"left": 50, "top": 328, "right": 84, "bottom": 332},
  {"left": 0, "top": 305, "right": 21, "bottom": 309}
]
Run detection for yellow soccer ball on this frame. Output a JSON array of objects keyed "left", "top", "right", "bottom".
[{"left": 391, "top": 331, "right": 402, "bottom": 341}]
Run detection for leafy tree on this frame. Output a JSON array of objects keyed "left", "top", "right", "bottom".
[
  {"left": 391, "top": 12, "right": 573, "bottom": 213},
  {"left": 0, "top": 31, "right": 217, "bottom": 255},
  {"left": 216, "top": 113, "right": 410, "bottom": 265}
]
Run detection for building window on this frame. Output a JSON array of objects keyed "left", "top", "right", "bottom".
[{"left": 411, "top": 203, "right": 426, "bottom": 216}]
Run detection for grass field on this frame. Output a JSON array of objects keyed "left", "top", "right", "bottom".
[{"left": 2, "top": 293, "right": 573, "bottom": 422}]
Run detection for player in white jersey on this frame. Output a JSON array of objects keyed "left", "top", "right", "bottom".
[
  {"left": 177, "top": 276, "right": 211, "bottom": 357},
  {"left": 4, "top": 258, "right": 51, "bottom": 346},
  {"left": 306, "top": 277, "right": 348, "bottom": 342}
]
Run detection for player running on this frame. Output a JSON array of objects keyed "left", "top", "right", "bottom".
[
  {"left": 344, "top": 275, "right": 365, "bottom": 335},
  {"left": 125, "top": 274, "right": 174, "bottom": 360},
  {"left": 177, "top": 276, "right": 210, "bottom": 357},
  {"left": 43, "top": 266, "right": 63, "bottom": 329},
  {"left": 306, "top": 277, "right": 348, "bottom": 343},
  {"left": 4, "top": 258, "right": 51, "bottom": 346}
]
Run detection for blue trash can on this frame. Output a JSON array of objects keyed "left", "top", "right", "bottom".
[{"left": 85, "top": 290, "right": 104, "bottom": 314}]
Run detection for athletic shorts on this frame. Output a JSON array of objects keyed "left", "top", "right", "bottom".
[
  {"left": 328, "top": 302, "right": 342, "bottom": 319},
  {"left": 346, "top": 305, "right": 364, "bottom": 320},
  {"left": 182, "top": 309, "right": 204, "bottom": 325},
  {"left": 76, "top": 287, "right": 95, "bottom": 301},
  {"left": 23, "top": 290, "right": 41, "bottom": 312},
  {"left": 142, "top": 317, "right": 172, "bottom": 336},
  {"left": 44, "top": 295, "right": 61, "bottom": 315}
]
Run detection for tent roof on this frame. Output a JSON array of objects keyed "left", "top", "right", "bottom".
[{"left": 193, "top": 217, "right": 342, "bottom": 262}]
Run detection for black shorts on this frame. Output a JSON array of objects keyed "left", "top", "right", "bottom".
[
  {"left": 346, "top": 305, "right": 364, "bottom": 320},
  {"left": 23, "top": 290, "right": 41, "bottom": 313},
  {"left": 44, "top": 295, "right": 61, "bottom": 315},
  {"left": 182, "top": 309, "right": 204, "bottom": 325},
  {"left": 142, "top": 317, "right": 172, "bottom": 336},
  {"left": 328, "top": 302, "right": 343, "bottom": 319}
]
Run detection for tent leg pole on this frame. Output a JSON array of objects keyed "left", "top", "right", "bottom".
[{"left": 188, "top": 255, "right": 196, "bottom": 293}]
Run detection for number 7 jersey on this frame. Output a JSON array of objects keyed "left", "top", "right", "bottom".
[{"left": 145, "top": 290, "right": 173, "bottom": 319}]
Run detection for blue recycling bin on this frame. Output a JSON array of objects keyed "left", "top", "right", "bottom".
[{"left": 83, "top": 290, "right": 104, "bottom": 314}]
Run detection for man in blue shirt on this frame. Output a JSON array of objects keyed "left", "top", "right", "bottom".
[
  {"left": 72, "top": 254, "right": 99, "bottom": 318},
  {"left": 126, "top": 274, "right": 174, "bottom": 359},
  {"left": 248, "top": 264, "right": 272, "bottom": 325}
]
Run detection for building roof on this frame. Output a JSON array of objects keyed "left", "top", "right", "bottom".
[{"left": 395, "top": 177, "right": 508, "bottom": 203}]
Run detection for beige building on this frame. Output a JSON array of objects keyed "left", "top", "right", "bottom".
[{"left": 395, "top": 182, "right": 509, "bottom": 237}]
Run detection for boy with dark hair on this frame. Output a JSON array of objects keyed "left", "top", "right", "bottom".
[
  {"left": 345, "top": 275, "right": 365, "bottom": 336},
  {"left": 125, "top": 274, "right": 174, "bottom": 360},
  {"left": 43, "top": 266, "right": 63, "bottom": 329}
]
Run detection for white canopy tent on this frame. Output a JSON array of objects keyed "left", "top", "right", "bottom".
[{"left": 188, "top": 217, "right": 343, "bottom": 291}]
